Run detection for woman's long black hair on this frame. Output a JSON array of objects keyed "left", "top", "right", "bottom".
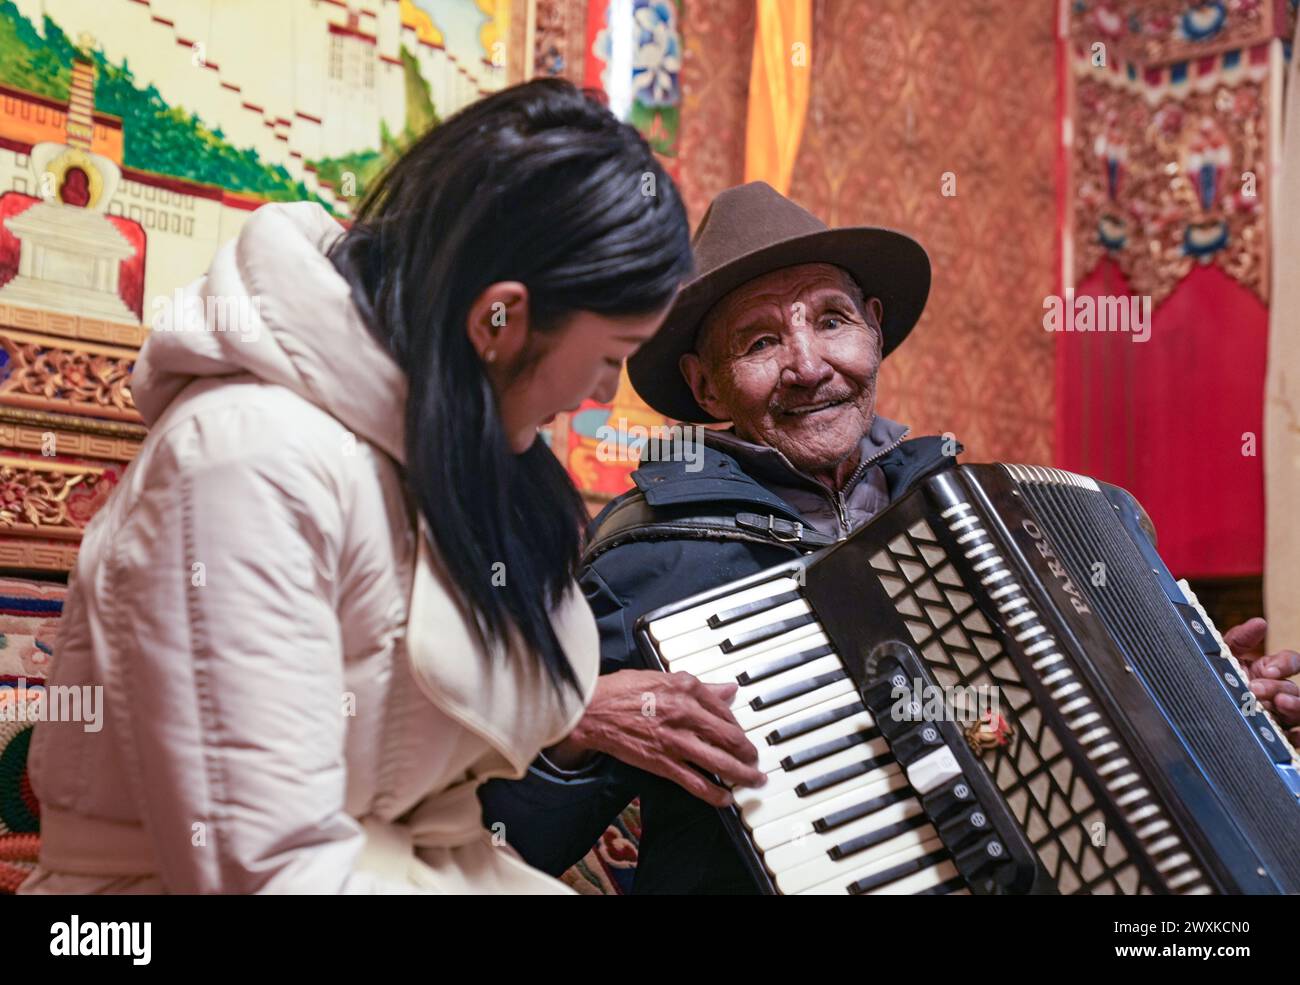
[{"left": 330, "top": 79, "right": 691, "bottom": 691}]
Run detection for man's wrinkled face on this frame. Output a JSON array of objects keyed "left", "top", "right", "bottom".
[{"left": 680, "top": 263, "right": 883, "bottom": 475}]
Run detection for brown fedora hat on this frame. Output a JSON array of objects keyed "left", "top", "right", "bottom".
[{"left": 628, "top": 181, "right": 931, "bottom": 423}]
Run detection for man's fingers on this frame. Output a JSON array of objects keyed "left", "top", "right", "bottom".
[
  {"left": 613, "top": 738, "right": 735, "bottom": 807},
  {"left": 674, "top": 733, "right": 766, "bottom": 789},
  {"left": 697, "top": 680, "right": 743, "bottom": 717},
  {"left": 1272, "top": 691, "right": 1300, "bottom": 728},
  {"left": 660, "top": 762, "right": 734, "bottom": 807},
  {"left": 690, "top": 685, "right": 760, "bottom": 764},
  {"left": 692, "top": 716, "right": 760, "bottom": 766},
  {"left": 1223, "top": 617, "right": 1267, "bottom": 658},
  {"left": 1249, "top": 679, "right": 1300, "bottom": 704},
  {"left": 1255, "top": 650, "right": 1300, "bottom": 680},
  {"left": 673, "top": 676, "right": 744, "bottom": 726},
  {"left": 700, "top": 680, "right": 738, "bottom": 704}
]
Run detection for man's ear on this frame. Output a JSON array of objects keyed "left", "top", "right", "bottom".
[
  {"left": 865, "top": 296, "right": 884, "bottom": 327},
  {"left": 467, "top": 282, "right": 530, "bottom": 366},
  {"left": 679, "top": 351, "right": 731, "bottom": 421}
]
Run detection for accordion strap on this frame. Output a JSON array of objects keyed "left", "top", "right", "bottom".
[{"left": 582, "top": 495, "right": 835, "bottom": 566}]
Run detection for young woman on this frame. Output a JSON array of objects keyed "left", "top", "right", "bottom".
[{"left": 20, "top": 79, "right": 691, "bottom": 893}]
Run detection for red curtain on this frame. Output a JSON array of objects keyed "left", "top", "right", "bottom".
[{"left": 1056, "top": 257, "right": 1266, "bottom": 578}]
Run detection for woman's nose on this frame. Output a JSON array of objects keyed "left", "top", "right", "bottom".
[{"left": 592, "top": 370, "right": 620, "bottom": 405}]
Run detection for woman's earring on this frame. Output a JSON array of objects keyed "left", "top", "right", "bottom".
[{"left": 484, "top": 349, "right": 497, "bottom": 364}]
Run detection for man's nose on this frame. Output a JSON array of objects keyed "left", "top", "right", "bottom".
[{"left": 779, "top": 332, "right": 833, "bottom": 388}]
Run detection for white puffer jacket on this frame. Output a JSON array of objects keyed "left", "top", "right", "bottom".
[{"left": 20, "top": 203, "right": 598, "bottom": 894}]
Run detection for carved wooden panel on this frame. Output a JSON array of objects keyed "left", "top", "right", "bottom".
[
  {"left": 0, "top": 303, "right": 141, "bottom": 570},
  {"left": 0, "top": 329, "right": 137, "bottom": 423}
]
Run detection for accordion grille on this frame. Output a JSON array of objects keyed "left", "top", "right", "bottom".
[
  {"left": 868, "top": 518, "right": 1155, "bottom": 894},
  {"left": 1015, "top": 479, "right": 1300, "bottom": 890}
]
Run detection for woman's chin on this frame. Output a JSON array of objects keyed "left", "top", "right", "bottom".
[{"left": 509, "top": 429, "right": 540, "bottom": 454}]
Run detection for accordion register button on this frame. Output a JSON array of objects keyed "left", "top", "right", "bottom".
[
  {"left": 937, "top": 804, "right": 991, "bottom": 848},
  {"left": 875, "top": 704, "right": 918, "bottom": 742},
  {"left": 861, "top": 669, "right": 908, "bottom": 720},
  {"left": 904, "top": 746, "right": 962, "bottom": 795},
  {"left": 1172, "top": 602, "right": 1222, "bottom": 658},
  {"left": 922, "top": 776, "right": 977, "bottom": 821},
  {"left": 891, "top": 723, "right": 946, "bottom": 766},
  {"left": 953, "top": 835, "right": 1008, "bottom": 884}
]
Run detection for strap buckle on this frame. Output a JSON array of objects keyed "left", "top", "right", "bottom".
[{"left": 766, "top": 515, "right": 804, "bottom": 543}]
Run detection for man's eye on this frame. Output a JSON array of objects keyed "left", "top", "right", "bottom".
[
  {"left": 746, "top": 337, "right": 775, "bottom": 354},
  {"left": 823, "top": 316, "right": 843, "bottom": 330}
]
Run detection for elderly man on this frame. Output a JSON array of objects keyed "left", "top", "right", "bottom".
[{"left": 478, "top": 182, "right": 1300, "bottom": 894}]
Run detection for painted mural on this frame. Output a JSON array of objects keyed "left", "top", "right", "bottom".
[
  {"left": 0, "top": 0, "right": 514, "bottom": 576},
  {"left": 0, "top": 0, "right": 686, "bottom": 510}
]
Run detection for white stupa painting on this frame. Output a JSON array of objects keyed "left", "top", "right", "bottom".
[{"left": 0, "top": 57, "right": 137, "bottom": 321}]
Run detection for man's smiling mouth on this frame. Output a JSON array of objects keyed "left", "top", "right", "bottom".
[{"left": 780, "top": 398, "right": 848, "bottom": 418}]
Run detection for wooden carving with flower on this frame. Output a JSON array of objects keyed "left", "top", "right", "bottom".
[
  {"left": 0, "top": 331, "right": 137, "bottom": 423},
  {"left": 0, "top": 458, "right": 103, "bottom": 539}
]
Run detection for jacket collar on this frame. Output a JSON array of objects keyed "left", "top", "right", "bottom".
[
  {"left": 703, "top": 415, "right": 910, "bottom": 497},
  {"left": 629, "top": 415, "right": 913, "bottom": 519},
  {"left": 631, "top": 442, "right": 803, "bottom": 519}
]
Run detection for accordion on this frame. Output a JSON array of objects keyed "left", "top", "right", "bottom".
[{"left": 635, "top": 463, "right": 1300, "bottom": 895}]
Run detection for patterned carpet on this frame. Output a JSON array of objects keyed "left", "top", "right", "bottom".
[{"left": 560, "top": 801, "right": 640, "bottom": 895}]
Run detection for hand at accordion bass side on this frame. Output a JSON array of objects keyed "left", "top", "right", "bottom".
[
  {"left": 550, "top": 669, "right": 767, "bottom": 807},
  {"left": 1223, "top": 617, "right": 1300, "bottom": 749}
]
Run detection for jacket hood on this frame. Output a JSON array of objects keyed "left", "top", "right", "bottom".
[{"left": 132, "top": 202, "right": 407, "bottom": 464}]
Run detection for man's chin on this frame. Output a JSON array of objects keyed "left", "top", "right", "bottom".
[{"left": 765, "top": 404, "right": 870, "bottom": 470}]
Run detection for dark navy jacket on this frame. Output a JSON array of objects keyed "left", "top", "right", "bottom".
[{"left": 478, "top": 434, "right": 959, "bottom": 893}]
